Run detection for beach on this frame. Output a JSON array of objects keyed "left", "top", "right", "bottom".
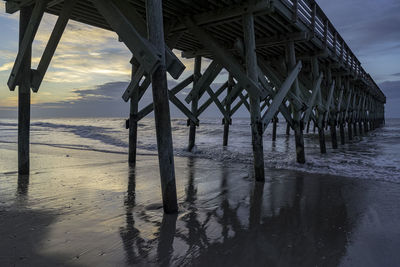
[{"left": 1, "top": 137, "right": 400, "bottom": 266}]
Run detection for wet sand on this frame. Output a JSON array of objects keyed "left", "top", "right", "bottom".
[{"left": 1, "top": 142, "right": 400, "bottom": 266}]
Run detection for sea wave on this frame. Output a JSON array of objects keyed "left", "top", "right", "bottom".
[{"left": 1, "top": 117, "right": 399, "bottom": 183}]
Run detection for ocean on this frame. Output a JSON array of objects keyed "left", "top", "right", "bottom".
[{"left": 1, "top": 117, "right": 399, "bottom": 182}]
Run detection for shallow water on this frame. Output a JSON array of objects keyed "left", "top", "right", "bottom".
[
  {"left": 1, "top": 117, "right": 399, "bottom": 182},
  {"left": 0, "top": 147, "right": 399, "bottom": 266}
]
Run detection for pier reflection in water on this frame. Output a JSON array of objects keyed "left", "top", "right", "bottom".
[{"left": 120, "top": 158, "right": 354, "bottom": 266}]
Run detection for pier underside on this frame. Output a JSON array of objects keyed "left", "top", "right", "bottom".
[{"left": 4, "top": 0, "right": 386, "bottom": 213}]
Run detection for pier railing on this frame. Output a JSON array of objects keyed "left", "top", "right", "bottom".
[{"left": 282, "top": 0, "right": 385, "bottom": 102}]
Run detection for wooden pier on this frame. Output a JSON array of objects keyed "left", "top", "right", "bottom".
[{"left": 4, "top": 0, "right": 386, "bottom": 213}]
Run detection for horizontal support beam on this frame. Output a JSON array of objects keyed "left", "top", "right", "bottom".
[
  {"left": 171, "top": 1, "right": 272, "bottom": 33},
  {"left": 256, "top": 31, "right": 310, "bottom": 48}
]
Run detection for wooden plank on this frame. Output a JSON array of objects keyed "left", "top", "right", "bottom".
[
  {"left": 8, "top": 0, "right": 46, "bottom": 91},
  {"left": 32, "top": 0, "right": 77, "bottom": 92}
]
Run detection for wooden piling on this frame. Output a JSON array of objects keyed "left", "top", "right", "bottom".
[
  {"left": 330, "top": 120, "right": 338, "bottom": 149},
  {"left": 188, "top": 56, "right": 201, "bottom": 151},
  {"left": 272, "top": 117, "right": 278, "bottom": 141},
  {"left": 318, "top": 121, "right": 327, "bottom": 154},
  {"left": 223, "top": 74, "right": 233, "bottom": 147},
  {"left": 286, "top": 122, "right": 291, "bottom": 135},
  {"left": 18, "top": 5, "right": 33, "bottom": 175},
  {"left": 128, "top": 61, "right": 139, "bottom": 167},
  {"left": 146, "top": 0, "right": 178, "bottom": 213},
  {"left": 287, "top": 41, "right": 305, "bottom": 163},
  {"left": 339, "top": 122, "right": 345, "bottom": 145},
  {"left": 348, "top": 121, "right": 353, "bottom": 141},
  {"left": 243, "top": 13, "right": 265, "bottom": 181}
]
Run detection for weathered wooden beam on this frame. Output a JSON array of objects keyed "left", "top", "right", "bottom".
[
  {"left": 122, "top": 65, "right": 146, "bottom": 102},
  {"left": 324, "top": 80, "right": 336, "bottom": 124},
  {"left": 31, "top": 0, "right": 77, "bottom": 92},
  {"left": 243, "top": 12, "right": 265, "bottom": 181},
  {"left": 188, "top": 56, "right": 201, "bottom": 152},
  {"left": 128, "top": 61, "right": 139, "bottom": 166},
  {"left": 8, "top": 0, "right": 46, "bottom": 91},
  {"left": 287, "top": 41, "right": 305, "bottom": 163},
  {"left": 184, "top": 17, "right": 268, "bottom": 100},
  {"left": 136, "top": 78, "right": 198, "bottom": 124},
  {"left": 206, "top": 87, "right": 230, "bottom": 122},
  {"left": 230, "top": 93, "right": 248, "bottom": 116},
  {"left": 257, "top": 58, "right": 303, "bottom": 111},
  {"left": 146, "top": 0, "right": 177, "bottom": 214},
  {"left": 197, "top": 82, "right": 228, "bottom": 116},
  {"left": 262, "top": 61, "right": 302, "bottom": 131},
  {"left": 94, "top": 0, "right": 162, "bottom": 76},
  {"left": 256, "top": 31, "right": 310, "bottom": 48},
  {"left": 112, "top": 0, "right": 185, "bottom": 79},
  {"left": 303, "top": 72, "right": 323, "bottom": 124},
  {"left": 239, "top": 93, "right": 250, "bottom": 112},
  {"left": 18, "top": 5, "right": 33, "bottom": 175},
  {"left": 185, "top": 60, "right": 222, "bottom": 103},
  {"left": 223, "top": 74, "right": 234, "bottom": 147}
]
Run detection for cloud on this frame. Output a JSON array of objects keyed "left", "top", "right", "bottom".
[
  {"left": 380, "top": 80, "right": 400, "bottom": 99},
  {"left": 392, "top": 73, "right": 400, "bottom": 77},
  {"left": 0, "top": 62, "right": 14, "bottom": 71},
  {"left": 379, "top": 80, "right": 400, "bottom": 118}
]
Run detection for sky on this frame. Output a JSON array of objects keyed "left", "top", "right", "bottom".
[{"left": 0, "top": 0, "right": 399, "bottom": 118}]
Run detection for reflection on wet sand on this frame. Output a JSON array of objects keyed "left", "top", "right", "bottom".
[
  {"left": 119, "top": 159, "right": 354, "bottom": 266},
  {"left": 2, "top": 153, "right": 398, "bottom": 266}
]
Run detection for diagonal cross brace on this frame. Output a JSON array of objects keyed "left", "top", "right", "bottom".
[
  {"left": 206, "top": 87, "right": 231, "bottom": 122},
  {"left": 122, "top": 65, "right": 146, "bottom": 102},
  {"left": 197, "top": 82, "right": 228, "bottom": 116},
  {"left": 136, "top": 78, "right": 198, "bottom": 124},
  {"left": 324, "top": 80, "right": 336, "bottom": 124},
  {"left": 112, "top": 0, "right": 185, "bottom": 79},
  {"left": 261, "top": 61, "right": 302, "bottom": 131},
  {"left": 31, "top": 0, "right": 77, "bottom": 92},
  {"left": 184, "top": 17, "right": 268, "bottom": 100},
  {"left": 8, "top": 0, "right": 46, "bottom": 91},
  {"left": 257, "top": 58, "right": 304, "bottom": 110},
  {"left": 94, "top": 0, "right": 161, "bottom": 76},
  {"left": 303, "top": 72, "right": 323, "bottom": 124},
  {"left": 185, "top": 60, "right": 222, "bottom": 103}
]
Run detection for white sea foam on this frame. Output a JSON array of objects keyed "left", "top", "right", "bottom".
[{"left": 1, "top": 118, "right": 399, "bottom": 183}]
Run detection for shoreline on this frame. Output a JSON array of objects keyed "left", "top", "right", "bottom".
[{"left": 1, "top": 143, "right": 400, "bottom": 266}]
